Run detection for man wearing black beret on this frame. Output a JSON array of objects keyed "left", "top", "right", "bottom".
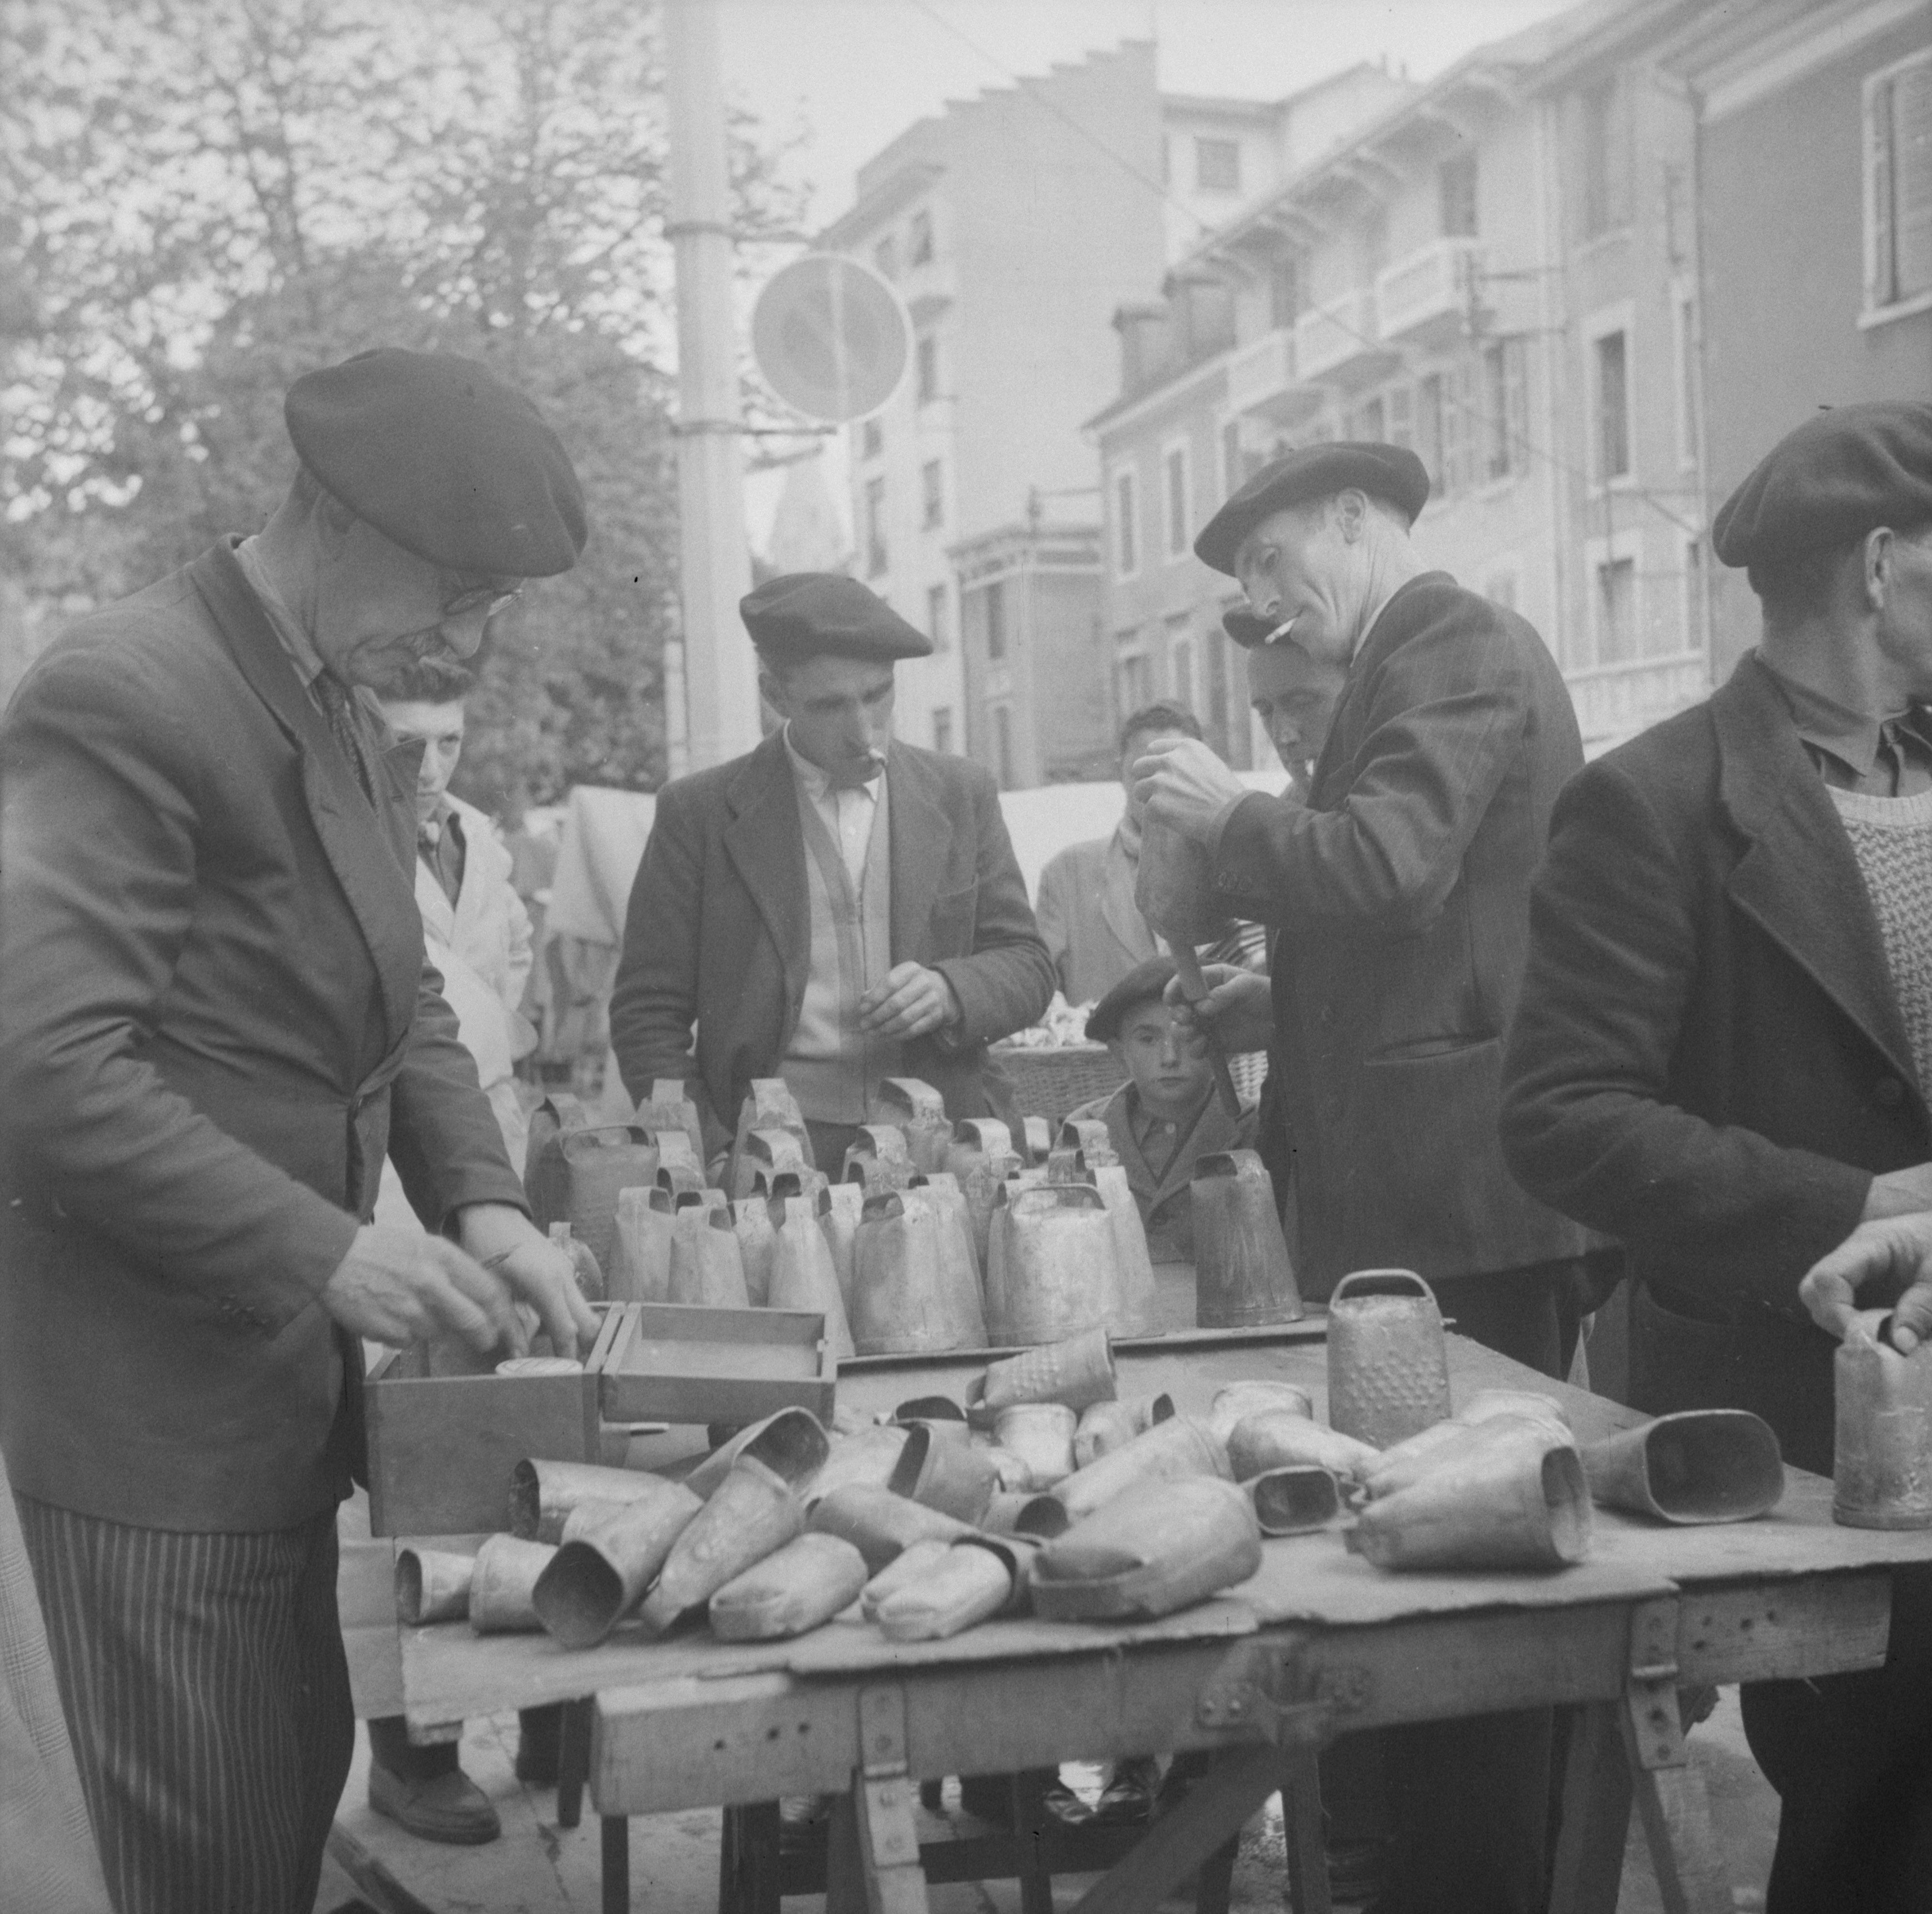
[
  {"left": 1503, "top": 401, "right": 1932, "bottom": 1911},
  {"left": 1134, "top": 441, "right": 1587, "bottom": 1914},
  {"left": 0, "top": 346, "right": 597, "bottom": 1912},
  {"left": 609, "top": 572, "right": 1055, "bottom": 1172}
]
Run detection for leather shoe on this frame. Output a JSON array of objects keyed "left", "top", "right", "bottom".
[
  {"left": 369, "top": 1760, "right": 502, "bottom": 1845},
  {"left": 1089, "top": 1756, "right": 1157, "bottom": 1826}
]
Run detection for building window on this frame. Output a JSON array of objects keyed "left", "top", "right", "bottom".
[
  {"left": 1416, "top": 373, "right": 1445, "bottom": 491},
  {"left": 1359, "top": 208, "right": 1390, "bottom": 286},
  {"left": 863, "top": 476, "right": 887, "bottom": 578},
  {"left": 1268, "top": 253, "right": 1301, "bottom": 329},
  {"left": 1387, "top": 383, "right": 1414, "bottom": 455},
  {"left": 1351, "top": 396, "right": 1385, "bottom": 443},
  {"left": 1171, "top": 634, "right": 1194, "bottom": 711},
  {"left": 1672, "top": 284, "right": 1699, "bottom": 468},
  {"left": 1864, "top": 49, "right": 1932, "bottom": 317},
  {"left": 927, "top": 582, "right": 949, "bottom": 653},
  {"left": 992, "top": 705, "right": 1014, "bottom": 788},
  {"left": 1593, "top": 328, "right": 1632, "bottom": 483},
  {"left": 1596, "top": 554, "right": 1638, "bottom": 665},
  {"left": 1440, "top": 149, "right": 1478, "bottom": 238},
  {"left": 1684, "top": 538, "right": 1707, "bottom": 653},
  {"left": 1196, "top": 137, "right": 1241, "bottom": 193},
  {"left": 984, "top": 578, "right": 1007, "bottom": 662},
  {"left": 921, "top": 459, "right": 944, "bottom": 530},
  {"left": 932, "top": 706, "right": 953, "bottom": 755},
  {"left": 1113, "top": 467, "right": 1138, "bottom": 578},
  {"left": 916, "top": 334, "right": 938, "bottom": 404},
  {"left": 1580, "top": 77, "right": 1632, "bottom": 238},
  {"left": 874, "top": 235, "right": 896, "bottom": 281},
  {"left": 1221, "top": 419, "right": 1242, "bottom": 500},
  {"left": 1482, "top": 338, "right": 1526, "bottom": 481},
  {"left": 1485, "top": 568, "right": 1519, "bottom": 612},
  {"left": 909, "top": 208, "right": 934, "bottom": 267},
  {"left": 861, "top": 418, "right": 883, "bottom": 461},
  {"left": 1162, "top": 442, "right": 1190, "bottom": 560},
  {"left": 1116, "top": 652, "right": 1151, "bottom": 712}
]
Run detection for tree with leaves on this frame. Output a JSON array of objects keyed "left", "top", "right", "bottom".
[{"left": 0, "top": 0, "right": 806, "bottom": 801}]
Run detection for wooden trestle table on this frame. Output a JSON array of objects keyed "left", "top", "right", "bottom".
[{"left": 390, "top": 1317, "right": 1932, "bottom": 1914}]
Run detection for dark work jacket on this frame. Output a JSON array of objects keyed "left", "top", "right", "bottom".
[
  {"left": 1501, "top": 653, "right": 1927, "bottom": 1473},
  {"left": 608, "top": 729, "right": 1055, "bottom": 1151},
  {"left": 0, "top": 543, "right": 527, "bottom": 1530},
  {"left": 1209, "top": 573, "right": 1587, "bottom": 1298}
]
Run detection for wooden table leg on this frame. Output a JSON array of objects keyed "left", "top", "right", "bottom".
[
  {"left": 1070, "top": 1744, "right": 1283, "bottom": 1914},
  {"left": 1618, "top": 1600, "right": 1731, "bottom": 1914},
  {"left": 601, "top": 1814, "right": 630, "bottom": 1914},
  {"left": 1280, "top": 1747, "right": 1331, "bottom": 1914},
  {"left": 1012, "top": 1771, "right": 1054, "bottom": 1914},
  {"left": 558, "top": 1698, "right": 592, "bottom": 1829},
  {"left": 824, "top": 1686, "right": 931, "bottom": 1914},
  {"left": 1549, "top": 1701, "right": 1633, "bottom": 1914}
]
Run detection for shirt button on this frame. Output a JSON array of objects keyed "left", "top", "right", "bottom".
[{"left": 1875, "top": 1078, "right": 1906, "bottom": 1108}]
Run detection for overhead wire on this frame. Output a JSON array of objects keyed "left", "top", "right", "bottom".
[{"left": 894, "top": 0, "right": 1706, "bottom": 542}]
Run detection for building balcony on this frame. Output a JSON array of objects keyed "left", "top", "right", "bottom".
[
  {"left": 1224, "top": 326, "right": 1324, "bottom": 428},
  {"left": 1376, "top": 237, "right": 1484, "bottom": 351},
  {"left": 1566, "top": 652, "right": 1710, "bottom": 750},
  {"left": 1293, "top": 289, "right": 1399, "bottom": 392}
]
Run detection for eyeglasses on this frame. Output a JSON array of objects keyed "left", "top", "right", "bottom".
[{"left": 438, "top": 573, "right": 523, "bottom": 621}]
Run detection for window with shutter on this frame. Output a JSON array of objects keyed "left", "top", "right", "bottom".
[
  {"left": 1387, "top": 384, "right": 1415, "bottom": 455},
  {"left": 1440, "top": 359, "right": 1470, "bottom": 496},
  {"left": 1865, "top": 50, "right": 1932, "bottom": 316}
]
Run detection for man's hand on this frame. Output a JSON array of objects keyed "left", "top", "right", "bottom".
[
  {"left": 859, "top": 962, "right": 961, "bottom": 1040},
  {"left": 1799, "top": 1214, "right": 1932, "bottom": 1351},
  {"left": 454, "top": 1202, "right": 598, "bottom": 1357},
  {"left": 321, "top": 1225, "right": 524, "bottom": 1354},
  {"left": 1164, "top": 962, "right": 1274, "bottom": 1054},
  {"left": 1130, "top": 738, "right": 1248, "bottom": 843}
]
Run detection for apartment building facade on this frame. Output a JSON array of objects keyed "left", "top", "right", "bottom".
[
  {"left": 819, "top": 46, "right": 1409, "bottom": 786},
  {"left": 1088, "top": 0, "right": 1720, "bottom": 767}
]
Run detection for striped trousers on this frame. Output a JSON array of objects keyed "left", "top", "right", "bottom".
[{"left": 15, "top": 1494, "right": 354, "bottom": 1914}]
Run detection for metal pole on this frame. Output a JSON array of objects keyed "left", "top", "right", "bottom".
[{"left": 664, "top": 0, "right": 760, "bottom": 772}]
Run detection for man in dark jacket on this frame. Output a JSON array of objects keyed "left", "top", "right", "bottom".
[
  {"left": 609, "top": 573, "right": 1054, "bottom": 1172},
  {"left": 0, "top": 348, "right": 596, "bottom": 1914},
  {"left": 1134, "top": 443, "right": 1586, "bottom": 1914},
  {"left": 1501, "top": 400, "right": 1932, "bottom": 1914}
]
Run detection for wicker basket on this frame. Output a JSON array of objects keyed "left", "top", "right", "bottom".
[{"left": 988, "top": 1043, "right": 1128, "bottom": 1127}]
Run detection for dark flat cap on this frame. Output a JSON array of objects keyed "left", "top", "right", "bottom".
[
  {"left": 1222, "top": 607, "right": 1296, "bottom": 650},
  {"left": 1712, "top": 401, "right": 1932, "bottom": 569},
  {"left": 1085, "top": 955, "right": 1180, "bottom": 1044},
  {"left": 285, "top": 348, "right": 587, "bottom": 577},
  {"left": 1195, "top": 442, "right": 1430, "bottom": 576},
  {"left": 743, "top": 573, "right": 932, "bottom": 662}
]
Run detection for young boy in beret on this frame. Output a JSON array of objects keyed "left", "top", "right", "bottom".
[{"left": 1067, "top": 954, "right": 1259, "bottom": 1262}]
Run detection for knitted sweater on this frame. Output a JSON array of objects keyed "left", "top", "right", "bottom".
[{"left": 1829, "top": 784, "right": 1932, "bottom": 1098}]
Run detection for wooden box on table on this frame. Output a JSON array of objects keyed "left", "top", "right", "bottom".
[
  {"left": 597, "top": 1301, "right": 836, "bottom": 1426},
  {"left": 363, "top": 1304, "right": 628, "bottom": 1536}
]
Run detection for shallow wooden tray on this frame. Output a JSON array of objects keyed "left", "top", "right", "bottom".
[{"left": 598, "top": 1301, "right": 836, "bottom": 1426}]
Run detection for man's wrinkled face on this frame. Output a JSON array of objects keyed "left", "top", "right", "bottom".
[
  {"left": 311, "top": 515, "right": 520, "bottom": 688},
  {"left": 1232, "top": 498, "right": 1359, "bottom": 667},
  {"left": 1247, "top": 640, "right": 1346, "bottom": 781},
  {"left": 763, "top": 654, "right": 897, "bottom": 786},
  {"left": 379, "top": 698, "right": 467, "bottom": 824}
]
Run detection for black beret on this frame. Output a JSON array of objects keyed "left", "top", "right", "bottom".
[
  {"left": 742, "top": 573, "right": 933, "bottom": 662},
  {"left": 1222, "top": 607, "right": 1296, "bottom": 650},
  {"left": 284, "top": 348, "right": 587, "bottom": 578},
  {"left": 1712, "top": 401, "right": 1932, "bottom": 569},
  {"left": 1194, "top": 442, "right": 1430, "bottom": 576},
  {"left": 1085, "top": 955, "right": 1180, "bottom": 1044}
]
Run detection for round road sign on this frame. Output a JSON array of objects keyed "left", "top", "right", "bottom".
[{"left": 752, "top": 253, "right": 909, "bottom": 424}]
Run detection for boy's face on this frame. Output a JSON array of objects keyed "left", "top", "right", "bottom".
[{"left": 1114, "top": 999, "right": 1213, "bottom": 1119}]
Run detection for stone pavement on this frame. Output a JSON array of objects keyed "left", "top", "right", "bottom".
[{"left": 315, "top": 1689, "right": 1778, "bottom": 1912}]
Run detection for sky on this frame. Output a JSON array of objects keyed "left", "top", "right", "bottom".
[{"left": 718, "top": 0, "right": 1582, "bottom": 549}]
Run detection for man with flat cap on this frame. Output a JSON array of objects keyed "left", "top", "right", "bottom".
[
  {"left": 1133, "top": 443, "right": 1587, "bottom": 1914},
  {"left": 609, "top": 572, "right": 1055, "bottom": 1174},
  {"left": 1503, "top": 400, "right": 1932, "bottom": 1911},
  {"left": 0, "top": 346, "right": 597, "bottom": 1913}
]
